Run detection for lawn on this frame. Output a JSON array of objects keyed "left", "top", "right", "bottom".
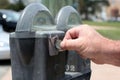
[
  {"left": 83, "top": 20, "right": 120, "bottom": 40},
  {"left": 98, "top": 30, "right": 120, "bottom": 40},
  {"left": 83, "top": 20, "right": 120, "bottom": 28}
]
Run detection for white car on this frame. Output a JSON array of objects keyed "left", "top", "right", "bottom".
[
  {"left": 0, "top": 10, "right": 20, "bottom": 60},
  {"left": 0, "top": 25, "right": 10, "bottom": 60}
]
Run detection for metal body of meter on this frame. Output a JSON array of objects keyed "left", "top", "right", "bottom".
[{"left": 10, "top": 3, "right": 91, "bottom": 80}]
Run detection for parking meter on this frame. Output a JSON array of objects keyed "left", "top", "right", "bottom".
[
  {"left": 56, "top": 6, "right": 91, "bottom": 79},
  {"left": 10, "top": 3, "right": 91, "bottom": 80},
  {"left": 10, "top": 3, "right": 67, "bottom": 80}
]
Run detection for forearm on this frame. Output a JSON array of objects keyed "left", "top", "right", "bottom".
[
  {"left": 101, "top": 39, "right": 120, "bottom": 66},
  {"left": 60, "top": 25, "right": 120, "bottom": 66}
]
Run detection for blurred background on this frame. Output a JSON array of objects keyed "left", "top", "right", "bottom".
[
  {"left": 0, "top": 0, "right": 120, "bottom": 21},
  {"left": 0, "top": 0, "right": 120, "bottom": 80}
]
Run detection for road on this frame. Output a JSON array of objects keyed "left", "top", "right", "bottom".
[{"left": 0, "top": 60, "right": 11, "bottom": 80}]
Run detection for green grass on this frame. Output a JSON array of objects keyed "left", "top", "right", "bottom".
[
  {"left": 83, "top": 20, "right": 120, "bottom": 28},
  {"left": 97, "top": 30, "right": 120, "bottom": 40},
  {"left": 82, "top": 20, "right": 120, "bottom": 40}
]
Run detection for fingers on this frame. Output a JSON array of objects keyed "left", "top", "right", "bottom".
[
  {"left": 60, "top": 39, "right": 79, "bottom": 50},
  {"left": 61, "top": 26, "right": 81, "bottom": 50},
  {"left": 63, "top": 27, "right": 79, "bottom": 40}
]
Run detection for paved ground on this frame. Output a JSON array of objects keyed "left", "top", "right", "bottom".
[
  {"left": 0, "top": 66, "right": 10, "bottom": 79},
  {"left": 0, "top": 60, "right": 11, "bottom": 80},
  {"left": 91, "top": 62, "right": 120, "bottom": 80},
  {"left": 1, "top": 68, "right": 11, "bottom": 80}
]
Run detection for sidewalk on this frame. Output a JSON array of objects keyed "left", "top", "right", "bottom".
[
  {"left": 1, "top": 68, "right": 12, "bottom": 80},
  {"left": 91, "top": 62, "right": 120, "bottom": 80}
]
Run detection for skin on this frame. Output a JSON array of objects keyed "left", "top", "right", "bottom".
[{"left": 60, "top": 25, "right": 120, "bottom": 67}]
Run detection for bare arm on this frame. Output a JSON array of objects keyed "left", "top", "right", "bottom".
[
  {"left": 102, "top": 40, "right": 120, "bottom": 66},
  {"left": 60, "top": 25, "right": 120, "bottom": 66}
]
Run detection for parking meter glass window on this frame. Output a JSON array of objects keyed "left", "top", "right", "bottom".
[
  {"left": 32, "top": 11, "right": 55, "bottom": 31},
  {"left": 67, "top": 13, "right": 81, "bottom": 28}
]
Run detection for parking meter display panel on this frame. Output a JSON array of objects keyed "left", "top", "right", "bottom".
[
  {"left": 15, "top": 3, "right": 51, "bottom": 32},
  {"left": 67, "top": 13, "right": 80, "bottom": 28},
  {"left": 32, "top": 11, "right": 56, "bottom": 31},
  {"left": 56, "top": 6, "right": 82, "bottom": 31}
]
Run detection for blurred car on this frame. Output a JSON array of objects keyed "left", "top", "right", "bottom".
[
  {"left": 0, "top": 25, "right": 10, "bottom": 60},
  {"left": 0, "top": 9, "right": 20, "bottom": 60},
  {"left": 0, "top": 9, "right": 20, "bottom": 32}
]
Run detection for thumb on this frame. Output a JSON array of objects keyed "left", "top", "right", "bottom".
[{"left": 60, "top": 39, "right": 79, "bottom": 50}]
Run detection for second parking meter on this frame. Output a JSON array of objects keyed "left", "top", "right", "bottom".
[
  {"left": 10, "top": 3, "right": 91, "bottom": 80},
  {"left": 56, "top": 6, "right": 91, "bottom": 80}
]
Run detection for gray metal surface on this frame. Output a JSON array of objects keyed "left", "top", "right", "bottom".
[
  {"left": 10, "top": 3, "right": 91, "bottom": 80},
  {"left": 10, "top": 3, "right": 66, "bottom": 80},
  {"left": 16, "top": 3, "right": 54, "bottom": 32},
  {"left": 56, "top": 6, "right": 82, "bottom": 31}
]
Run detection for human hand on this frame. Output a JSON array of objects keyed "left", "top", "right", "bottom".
[{"left": 60, "top": 25, "right": 108, "bottom": 64}]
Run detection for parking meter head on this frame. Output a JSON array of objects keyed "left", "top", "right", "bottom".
[
  {"left": 32, "top": 11, "right": 55, "bottom": 31},
  {"left": 56, "top": 6, "right": 82, "bottom": 32},
  {"left": 16, "top": 3, "right": 54, "bottom": 33}
]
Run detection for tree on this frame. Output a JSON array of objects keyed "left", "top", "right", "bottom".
[
  {"left": 0, "top": 0, "right": 25, "bottom": 11},
  {"left": 0, "top": 0, "right": 10, "bottom": 9},
  {"left": 8, "top": 0, "right": 25, "bottom": 11},
  {"left": 79, "top": 0, "right": 109, "bottom": 20}
]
